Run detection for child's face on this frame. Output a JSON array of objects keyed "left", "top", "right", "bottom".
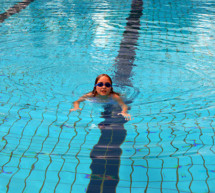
[{"left": 95, "top": 76, "right": 112, "bottom": 96}]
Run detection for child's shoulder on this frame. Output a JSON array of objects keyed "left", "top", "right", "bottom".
[
  {"left": 111, "top": 93, "right": 121, "bottom": 100},
  {"left": 84, "top": 92, "right": 94, "bottom": 98}
]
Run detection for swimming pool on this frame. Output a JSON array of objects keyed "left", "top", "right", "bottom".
[{"left": 1, "top": 0, "right": 215, "bottom": 192}]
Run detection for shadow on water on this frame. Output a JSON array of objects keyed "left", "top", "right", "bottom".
[{"left": 87, "top": 0, "right": 143, "bottom": 192}]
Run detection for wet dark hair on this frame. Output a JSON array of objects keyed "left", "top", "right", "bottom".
[{"left": 92, "top": 74, "right": 119, "bottom": 97}]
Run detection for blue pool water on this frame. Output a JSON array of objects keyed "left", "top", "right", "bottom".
[{"left": 1, "top": 0, "right": 215, "bottom": 192}]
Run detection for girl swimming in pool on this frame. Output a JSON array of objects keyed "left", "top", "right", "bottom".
[{"left": 70, "top": 74, "right": 131, "bottom": 120}]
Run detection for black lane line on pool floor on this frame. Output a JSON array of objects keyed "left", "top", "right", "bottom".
[
  {"left": 0, "top": 0, "right": 34, "bottom": 23},
  {"left": 86, "top": 1, "right": 143, "bottom": 193}
]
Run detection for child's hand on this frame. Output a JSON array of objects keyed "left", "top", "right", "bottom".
[
  {"left": 70, "top": 108, "right": 81, "bottom": 112},
  {"left": 118, "top": 112, "right": 131, "bottom": 121}
]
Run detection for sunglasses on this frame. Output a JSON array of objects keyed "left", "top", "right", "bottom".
[{"left": 95, "top": 82, "right": 112, "bottom": 87}]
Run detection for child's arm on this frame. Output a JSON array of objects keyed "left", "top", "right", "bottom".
[
  {"left": 70, "top": 93, "right": 92, "bottom": 111},
  {"left": 112, "top": 94, "right": 131, "bottom": 120}
]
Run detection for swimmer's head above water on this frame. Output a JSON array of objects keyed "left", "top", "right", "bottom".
[
  {"left": 91, "top": 74, "right": 119, "bottom": 97},
  {"left": 70, "top": 74, "right": 131, "bottom": 120}
]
